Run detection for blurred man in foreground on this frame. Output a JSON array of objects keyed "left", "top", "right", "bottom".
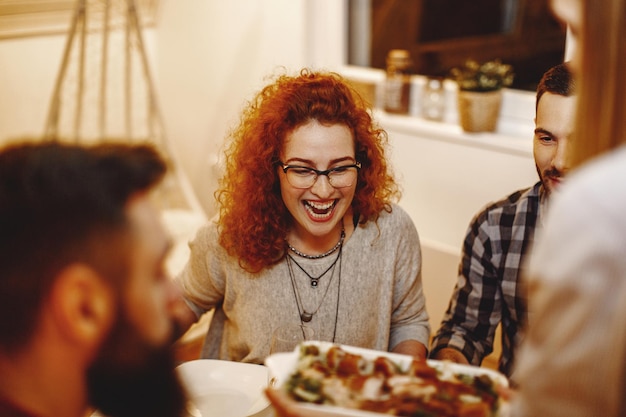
[{"left": 0, "top": 141, "right": 187, "bottom": 417}]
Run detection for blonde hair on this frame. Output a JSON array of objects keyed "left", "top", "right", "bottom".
[{"left": 570, "top": 0, "right": 626, "bottom": 167}]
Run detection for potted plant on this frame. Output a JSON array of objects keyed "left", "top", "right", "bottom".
[{"left": 450, "top": 59, "right": 514, "bottom": 132}]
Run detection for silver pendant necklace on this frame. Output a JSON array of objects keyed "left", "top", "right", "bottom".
[
  {"left": 286, "top": 224, "right": 345, "bottom": 288},
  {"left": 287, "top": 248, "right": 341, "bottom": 288},
  {"left": 287, "top": 245, "right": 342, "bottom": 342}
]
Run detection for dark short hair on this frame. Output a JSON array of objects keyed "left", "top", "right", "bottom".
[
  {"left": 536, "top": 62, "right": 576, "bottom": 110},
  {"left": 0, "top": 140, "right": 166, "bottom": 352}
]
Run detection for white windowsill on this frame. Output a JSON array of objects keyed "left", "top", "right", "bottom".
[{"left": 339, "top": 65, "right": 535, "bottom": 158}]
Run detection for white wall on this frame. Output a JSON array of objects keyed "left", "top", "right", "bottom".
[
  {"left": 0, "top": 35, "right": 66, "bottom": 142},
  {"left": 381, "top": 112, "right": 537, "bottom": 331},
  {"left": 154, "top": 0, "right": 311, "bottom": 217}
]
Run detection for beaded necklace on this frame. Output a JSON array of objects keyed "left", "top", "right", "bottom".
[{"left": 287, "top": 227, "right": 345, "bottom": 260}]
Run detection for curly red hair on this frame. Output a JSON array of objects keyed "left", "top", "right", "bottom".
[{"left": 216, "top": 69, "right": 400, "bottom": 272}]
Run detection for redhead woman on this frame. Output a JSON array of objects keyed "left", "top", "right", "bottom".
[{"left": 175, "top": 69, "right": 430, "bottom": 363}]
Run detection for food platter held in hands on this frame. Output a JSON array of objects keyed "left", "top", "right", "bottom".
[{"left": 265, "top": 341, "right": 509, "bottom": 417}]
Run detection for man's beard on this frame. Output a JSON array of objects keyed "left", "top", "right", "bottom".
[
  {"left": 86, "top": 313, "right": 188, "bottom": 417},
  {"left": 537, "top": 165, "right": 563, "bottom": 195}
]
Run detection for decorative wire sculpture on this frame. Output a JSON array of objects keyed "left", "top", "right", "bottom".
[{"left": 43, "top": 0, "right": 205, "bottom": 216}]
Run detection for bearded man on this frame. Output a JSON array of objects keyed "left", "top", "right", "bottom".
[
  {"left": 0, "top": 141, "right": 188, "bottom": 417},
  {"left": 430, "top": 63, "right": 576, "bottom": 381}
]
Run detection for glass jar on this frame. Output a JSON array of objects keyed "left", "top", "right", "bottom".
[
  {"left": 384, "top": 49, "right": 412, "bottom": 114},
  {"left": 421, "top": 77, "right": 446, "bottom": 121}
]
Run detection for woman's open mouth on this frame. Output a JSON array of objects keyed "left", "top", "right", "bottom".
[{"left": 303, "top": 200, "right": 337, "bottom": 220}]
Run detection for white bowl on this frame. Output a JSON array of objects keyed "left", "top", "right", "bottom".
[{"left": 176, "top": 359, "right": 270, "bottom": 417}]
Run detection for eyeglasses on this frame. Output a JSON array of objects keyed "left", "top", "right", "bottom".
[{"left": 279, "top": 162, "right": 361, "bottom": 189}]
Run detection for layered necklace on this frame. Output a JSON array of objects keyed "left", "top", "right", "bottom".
[
  {"left": 287, "top": 228, "right": 345, "bottom": 261},
  {"left": 286, "top": 225, "right": 345, "bottom": 288},
  {"left": 285, "top": 226, "right": 344, "bottom": 341}
]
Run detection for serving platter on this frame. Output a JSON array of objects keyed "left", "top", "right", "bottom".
[{"left": 265, "top": 341, "right": 510, "bottom": 417}]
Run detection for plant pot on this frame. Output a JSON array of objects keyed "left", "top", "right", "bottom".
[{"left": 457, "top": 90, "right": 502, "bottom": 132}]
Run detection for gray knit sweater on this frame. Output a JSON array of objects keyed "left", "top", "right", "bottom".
[{"left": 177, "top": 204, "right": 430, "bottom": 363}]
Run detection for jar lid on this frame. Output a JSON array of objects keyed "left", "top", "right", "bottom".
[
  {"left": 387, "top": 49, "right": 410, "bottom": 60},
  {"left": 386, "top": 49, "right": 412, "bottom": 68}
]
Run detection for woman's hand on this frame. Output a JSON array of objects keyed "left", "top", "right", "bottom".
[{"left": 391, "top": 340, "right": 428, "bottom": 361}]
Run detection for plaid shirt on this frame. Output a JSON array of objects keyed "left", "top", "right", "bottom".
[{"left": 430, "top": 182, "right": 544, "bottom": 378}]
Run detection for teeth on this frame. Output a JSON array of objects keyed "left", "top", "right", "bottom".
[
  {"left": 307, "top": 201, "right": 334, "bottom": 210},
  {"left": 304, "top": 200, "right": 336, "bottom": 219}
]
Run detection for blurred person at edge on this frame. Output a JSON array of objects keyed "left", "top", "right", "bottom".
[
  {"left": 430, "top": 62, "right": 576, "bottom": 380},
  {"left": 0, "top": 141, "right": 187, "bottom": 417},
  {"left": 511, "top": 0, "right": 626, "bottom": 415},
  {"left": 173, "top": 69, "right": 430, "bottom": 363}
]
